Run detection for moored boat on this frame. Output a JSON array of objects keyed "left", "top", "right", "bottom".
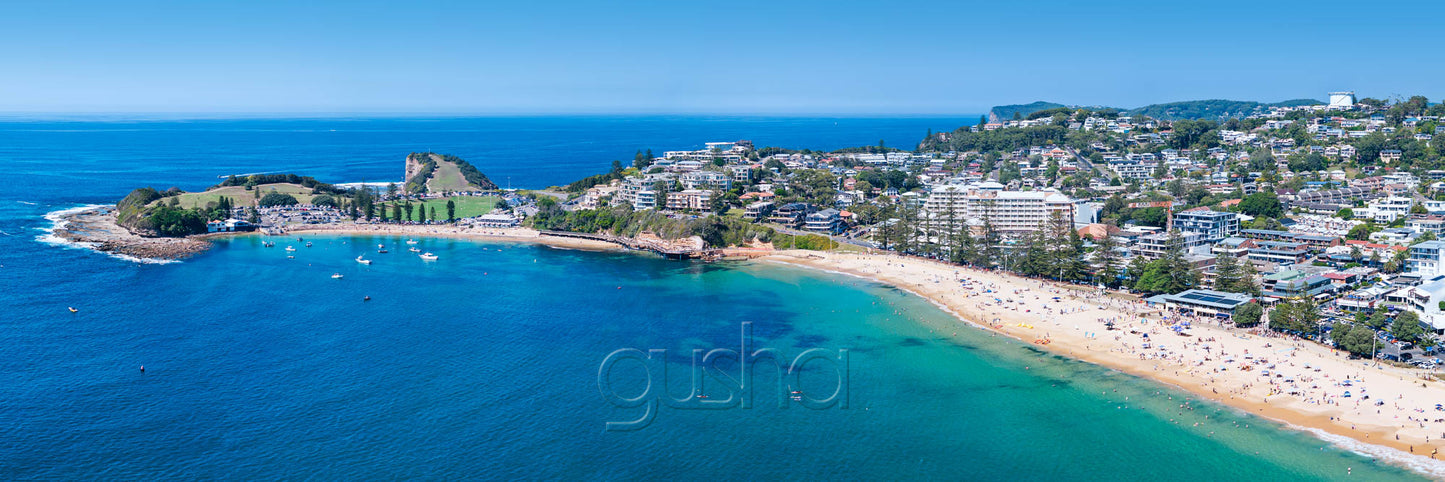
[{"left": 419, "top": 252, "right": 438, "bottom": 261}]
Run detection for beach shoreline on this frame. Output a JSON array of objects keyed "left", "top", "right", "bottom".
[
  {"left": 42, "top": 205, "right": 1445, "bottom": 475},
  {"left": 46, "top": 206, "right": 628, "bottom": 261},
  {"left": 760, "top": 249, "right": 1445, "bottom": 476}
]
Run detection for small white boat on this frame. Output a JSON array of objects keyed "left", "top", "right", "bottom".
[
  {"left": 285, "top": 246, "right": 296, "bottom": 252},
  {"left": 356, "top": 255, "right": 372, "bottom": 265},
  {"left": 331, "top": 273, "right": 344, "bottom": 279},
  {"left": 419, "top": 252, "right": 438, "bottom": 261},
  {"left": 377, "top": 244, "right": 385, "bottom": 249},
  {"left": 405, "top": 239, "right": 418, "bottom": 245},
  {"left": 408, "top": 247, "right": 421, "bottom": 253},
  {"left": 305, "top": 242, "right": 313, "bottom": 248}
]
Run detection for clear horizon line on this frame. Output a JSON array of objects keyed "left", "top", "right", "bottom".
[{"left": 0, "top": 110, "right": 989, "bottom": 120}]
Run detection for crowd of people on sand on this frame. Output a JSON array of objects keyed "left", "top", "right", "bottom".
[{"left": 789, "top": 250, "right": 1445, "bottom": 459}]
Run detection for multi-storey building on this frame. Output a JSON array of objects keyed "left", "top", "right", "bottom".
[
  {"left": 1172, "top": 210, "right": 1240, "bottom": 242},
  {"left": 921, "top": 182, "right": 1075, "bottom": 236},
  {"left": 1130, "top": 231, "right": 1209, "bottom": 260}
]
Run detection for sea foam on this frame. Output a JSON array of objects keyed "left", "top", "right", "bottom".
[{"left": 35, "top": 204, "right": 177, "bottom": 265}]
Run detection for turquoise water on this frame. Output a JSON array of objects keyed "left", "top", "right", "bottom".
[
  {"left": 0, "top": 117, "right": 1431, "bottom": 479},
  {"left": 1, "top": 234, "right": 1427, "bottom": 479}
]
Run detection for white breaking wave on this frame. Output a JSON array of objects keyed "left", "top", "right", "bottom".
[
  {"left": 1295, "top": 425, "right": 1445, "bottom": 479},
  {"left": 35, "top": 204, "right": 177, "bottom": 265}
]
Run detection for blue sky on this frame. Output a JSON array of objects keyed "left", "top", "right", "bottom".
[{"left": 1, "top": 0, "right": 1440, "bottom": 114}]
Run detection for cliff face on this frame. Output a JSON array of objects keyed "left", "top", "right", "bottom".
[{"left": 404, "top": 153, "right": 436, "bottom": 185}]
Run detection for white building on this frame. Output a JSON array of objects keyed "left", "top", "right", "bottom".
[
  {"left": 1328, "top": 91, "right": 1356, "bottom": 110},
  {"left": 921, "top": 182, "right": 1075, "bottom": 236},
  {"left": 1359, "top": 197, "right": 1414, "bottom": 222},
  {"left": 1402, "top": 275, "right": 1445, "bottom": 330}
]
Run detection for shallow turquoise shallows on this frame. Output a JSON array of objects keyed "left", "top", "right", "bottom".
[
  {"left": 0, "top": 235, "right": 1424, "bottom": 480},
  {"left": 0, "top": 117, "right": 1428, "bottom": 479}
]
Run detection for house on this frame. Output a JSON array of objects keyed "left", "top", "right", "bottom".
[
  {"left": 804, "top": 208, "right": 843, "bottom": 234},
  {"left": 769, "top": 203, "right": 812, "bottom": 227},
  {"left": 744, "top": 201, "right": 774, "bottom": 221}
]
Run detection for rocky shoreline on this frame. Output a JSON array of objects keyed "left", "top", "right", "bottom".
[{"left": 54, "top": 207, "right": 213, "bottom": 260}]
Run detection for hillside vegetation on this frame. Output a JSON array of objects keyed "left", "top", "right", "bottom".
[
  {"left": 404, "top": 152, "right": 499, "bottom": 194},
  {"left": 1126, "top": 99, "right": 1322, "bottom": 120},
  {"left": 987, "top": 98, "right": 1325, "bottom": 121}
]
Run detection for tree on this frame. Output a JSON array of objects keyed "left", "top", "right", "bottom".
[
  {"left": 855, "top": 180, "right": 874, "bottom": 196},
  {"left": 1332, "top": 323, "right": 1377, "bottom": 357},
  {"left": 259, "top": 192, "right": 299, "bottom": 207},
  {"left": 1346, "top": 223, "right": 1378, "bottom": 241},
  {"left": 1270, "top": 297, "right": 1319, "bottom": 336},
  {"left": 1213, "top": 254, "right": 1258, "bottom": 295},
  {"left": 430, "top": 206, "right": 438, "bottom": 222},
  {"left": 446, "top": 199, "right": 456, "bottom": 222},
  {"left": 1234, "top": 301, "right": 1263, "bottom": 327},
  {"left": 311, "top": 194, "right": 337, "bottom": 208},
  {"left": 1238, "top": 190, "right": 1282, "bottom": 218},
  {"left": 1390, "top": 311, "right": 1430, "bottom": 346},
  {"left": 1335, "top": 208, "right": 1354, "bottom": 219},
  {"left": 1093, "top": 235, "right": 1122, "bottom": 287}
]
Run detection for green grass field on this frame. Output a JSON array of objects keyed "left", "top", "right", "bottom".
[
  {"left": 379, "top": 195, "right": 500, "bottom": 221},
  {"left": 153, "top": 183, "right": 318, "bottom": 210},
  {"left": 425, "top": 161, "right": 472, "bottom": 193}
]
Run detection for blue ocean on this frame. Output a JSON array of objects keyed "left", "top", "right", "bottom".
[{"left": 0, "top": 116, "right": 1432, "bottom": 480}]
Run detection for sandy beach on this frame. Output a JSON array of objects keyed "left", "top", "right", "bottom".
[
  {"left": 763, "top": 249, "right": 1445, "bottom": 473},
  {"left": 50, "top": 206, "right": 1445, "bottom": 473}
]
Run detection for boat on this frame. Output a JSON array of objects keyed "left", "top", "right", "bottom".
[
  {"left": 408, "top": 247, "right": 421, "bottom": 253},
  {"left": 405, "top": 239, "right": 418, "bottom": 245},
  {"left": 419, "top": 252, "right": 439, "bottom": 261},
  {"left": 356, "top": 255, "right": 372, "bottom": 265},
  {"left": 331, "top": 273, "right": 344, "bottom": 279},
  {"left": 377, "top": 249, "right": 388, "bottom": 253},
  {"left": 285, "top": 246, "right": 296, "bottom": 252},
  {"left": 287, "top": 255, "right": 294, "bottom": 259},
  {"left": 68, "top": 307, "right": 78, "bottom": 313},
  {"left": 305, "top": 242, "right": 313, "bottom": 248},
  {"left": 377, "top": 244, "right": 385, "bottom": 249}
]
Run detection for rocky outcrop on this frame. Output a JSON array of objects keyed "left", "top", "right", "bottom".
[{"left": 55, "top": 207, "right": 212, "bottom": 260}]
